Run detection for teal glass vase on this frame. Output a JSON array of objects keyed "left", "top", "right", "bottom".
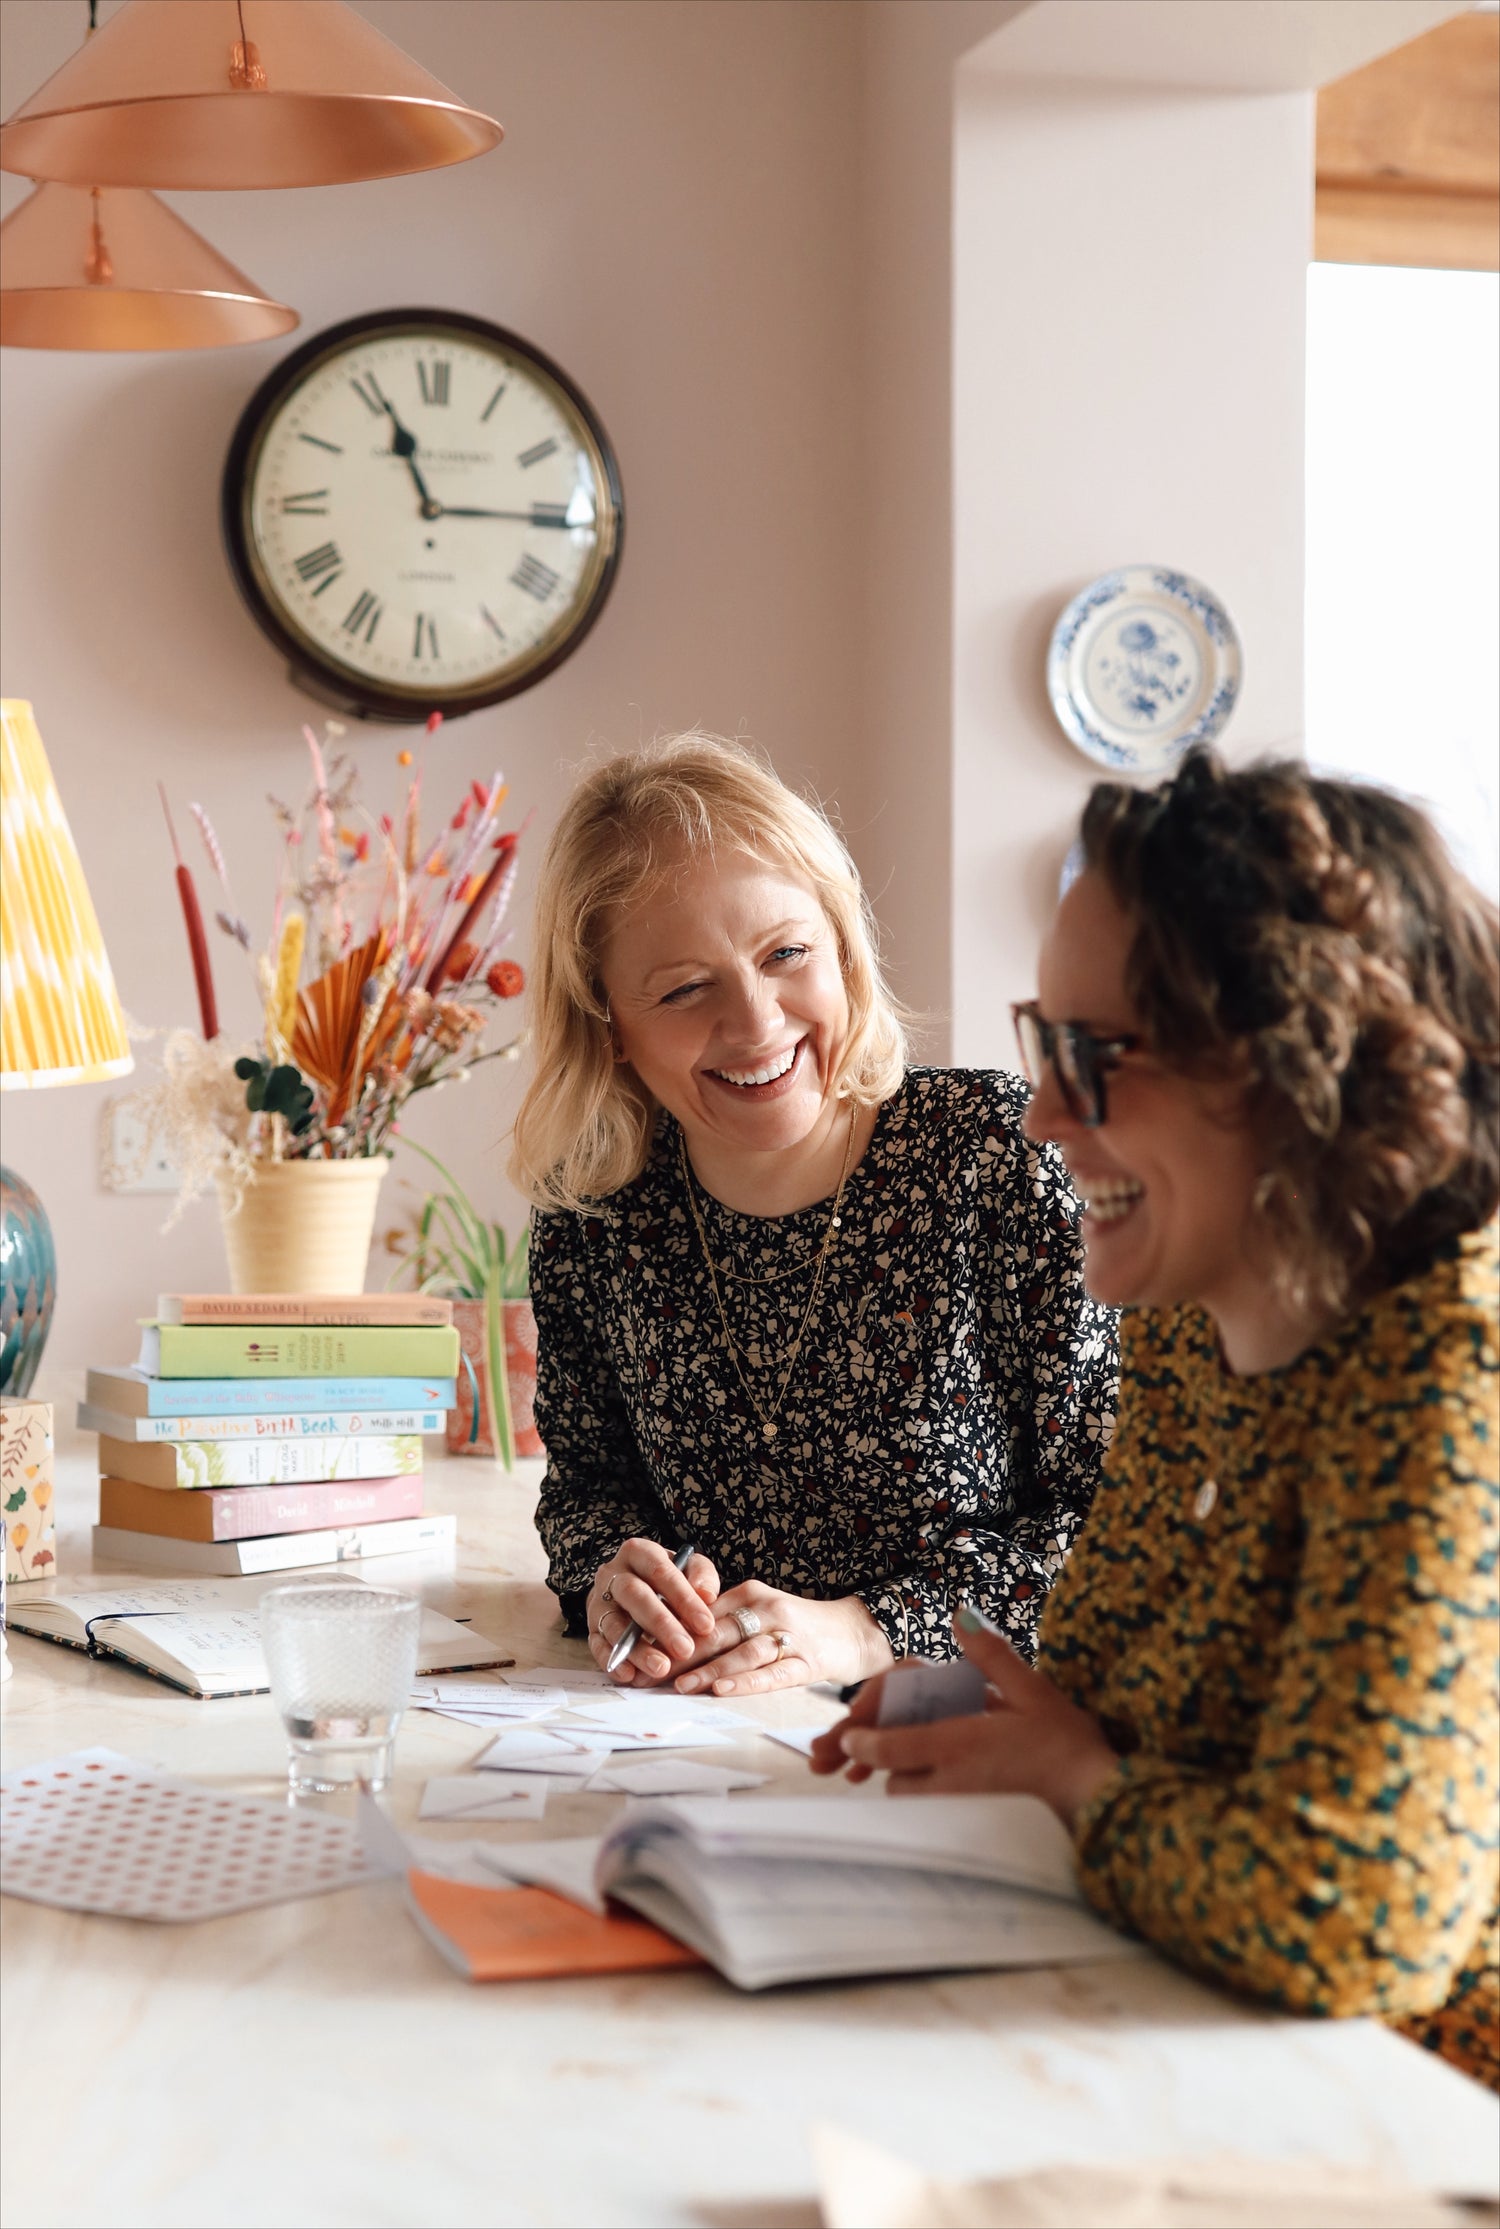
[{"left": 0, "top": 1164, "right": 55, "bottom": 1398}]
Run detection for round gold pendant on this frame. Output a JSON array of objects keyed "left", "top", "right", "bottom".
[{"left": 762, "top": 1421, "right": 778, "bottom": 1440}]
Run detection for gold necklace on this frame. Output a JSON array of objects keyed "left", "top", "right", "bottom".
[{"left": 677, "top": 1107, "right": 857, "bottom": 1442}]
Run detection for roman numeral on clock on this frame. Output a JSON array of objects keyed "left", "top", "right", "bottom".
[
  {"left": 480, "top": 382, "right": 507, "bottom": 423},
  {"left": 517, "top": 436, "right": 559, "bottom": 469},
  {"left": 413, "top": 614, "right": 440, "bottom": 660},
  {"left": 530, "top": 501, "right": 569, "bottom": 529},
  {"left": 480, "top": 604, "right": 506, "bottom": 641},
  {"left": 511, "top": 552, "right": 560, "bottom": 601},
  {"left": 293, "top": 540, "right": 343, "bottom": 589},
  {"left": 350, "top": 371, "right": 390, "bottom": 414},
  {"left": 416, "top": 360, "right": 451, "bottom": 407},
  {"left": 342, "top": 589, "right": 382, "bottom": 641},
  {"left": 280, "top": 490, "right": 330, "bottom": 516}
]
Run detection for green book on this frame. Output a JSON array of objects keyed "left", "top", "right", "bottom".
[{"left": 137, "top": 1322, "right": 461, "bottom": 1380}]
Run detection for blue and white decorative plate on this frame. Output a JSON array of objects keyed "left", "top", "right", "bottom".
[{"left": 1046, "top": 566, "right": 1242, "bottom": 774}]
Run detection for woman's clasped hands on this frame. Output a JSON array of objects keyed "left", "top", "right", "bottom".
[
  {"left": 809, "top": 1605, "right": 1121, "bottom": 1829},
  {"left": 587, "top": 1537, "right": 891, "bottom": 1696}
]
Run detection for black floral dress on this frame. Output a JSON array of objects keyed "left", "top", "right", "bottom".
[{"left": 531, "top": 1067, "right": 1118, "bottom": 1660}]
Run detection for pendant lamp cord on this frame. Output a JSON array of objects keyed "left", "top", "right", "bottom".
[{"left": 87, "top": 0, "right": 97, "bottom": 32}]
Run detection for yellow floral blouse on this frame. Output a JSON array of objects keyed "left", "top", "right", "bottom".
[{"left": 1038, "top": 1222, "right": 1499, "bottom": 2090}]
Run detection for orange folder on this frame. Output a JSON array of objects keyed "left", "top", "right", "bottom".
[{"left": 405, "top": 1869, "right": 705, "bottom": 1982}]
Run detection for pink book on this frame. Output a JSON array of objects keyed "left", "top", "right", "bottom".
[{"left": 97, "top": 1472, "right": 424, "bottom": 1544}]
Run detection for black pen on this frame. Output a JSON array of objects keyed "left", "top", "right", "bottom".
[{"left": 606, "top": 1541, "right": 696, "bottom": 1675}]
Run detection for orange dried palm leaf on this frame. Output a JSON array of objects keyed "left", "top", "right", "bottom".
[{"left": 290, "top": 928, "right": 391, "bottom": 1124}]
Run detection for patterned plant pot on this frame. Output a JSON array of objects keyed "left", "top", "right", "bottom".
[{"left": 447, "top": 1297, "right": 544, "bottom": 1462}]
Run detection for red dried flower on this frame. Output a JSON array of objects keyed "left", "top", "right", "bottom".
[
  {"left": 487, "top": 958, "right": 525, "bottom": 999},
  {"left": 443, "top": 940, "right": 479, "bottom": 982}
]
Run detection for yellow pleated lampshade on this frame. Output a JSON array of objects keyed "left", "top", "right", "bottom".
[{"left": 0, "top": 698, "right": 133, "bottom": 1089}]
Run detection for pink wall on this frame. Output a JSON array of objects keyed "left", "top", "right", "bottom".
[
  {"left": 0, "top": 0, "right": 864, "bottom": 1388},
  {"left": 0, "top": 0, "right": 1458, "bottom": 1389}
]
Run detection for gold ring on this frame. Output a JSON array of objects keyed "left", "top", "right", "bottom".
[
  {"left": 772, "top": 1629, "right": 793, "bottom": 1661},
  {"left": 601, "top": 1578, "right": 617, "bottom": 1606}
]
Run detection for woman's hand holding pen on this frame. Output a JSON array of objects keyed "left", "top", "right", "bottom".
[
  {"left": 587, "top": 1539, "right": 721, "bottom": 1685},
  {"left": 587, "top": 1547, "right": 893, "bottom": 1694}
]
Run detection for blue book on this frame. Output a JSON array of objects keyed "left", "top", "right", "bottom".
[{"left": 87, "top": 1365, "right": 457, "bottom": 1417}]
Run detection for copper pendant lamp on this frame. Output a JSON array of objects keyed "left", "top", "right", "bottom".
[
  {"left": 0, "top": 181, "right": 297, "bottom": 349},
  {"left": 0, "top": 0, "right": 504, "bottom": 192}
]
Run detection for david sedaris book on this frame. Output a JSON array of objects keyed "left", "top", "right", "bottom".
[
  {"left": 138, "top": 1324, "right": 460, "bottom": 1379},
  {"left": 157, "top": 1293, "right": 454, "bottom": 1327},
  {"left": 98, "top": 1472, "right": 424, "bottom": 1542}
]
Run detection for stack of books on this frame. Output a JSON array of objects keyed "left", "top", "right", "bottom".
[{"left": 77, "top": 1292, "right": 462, "bottom": 1575}]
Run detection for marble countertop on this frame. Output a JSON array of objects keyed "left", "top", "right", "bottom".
[{"left": 2, "top": 1441, "right": 1496, "bottom": 2229}]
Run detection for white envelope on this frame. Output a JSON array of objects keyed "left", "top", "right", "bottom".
[
  {"left": 588, "top": 1759, "right": 770, "bottom": 1797},
  {"left": 585, "top": 1725, "right": 733, "bottom": 1753},
  {"left": 567, "top": 1695, "right": 749, "bottom": 1737},
  {"left": 504, "top": 1664, "right": 615, "bottom": 1692},
  {"left": 473, "top": 1726, "right": 621, "bottom": 1774},
  {"left": 418, "top": 1774, "right": 550, "bottom": 1823},
  {"left": 411, "top": 1681, "right": 566, "bottom": 1720}
]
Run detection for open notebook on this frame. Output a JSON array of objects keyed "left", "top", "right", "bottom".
[
  {"left": 591, "top": 1794, "right": 1141, "bottom": 1990},
  {"left": 7, "top": 1574, "right": 508, "bottom": 1699}
]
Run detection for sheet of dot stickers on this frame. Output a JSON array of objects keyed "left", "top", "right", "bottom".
[{"left": 0, "top": 1748, "right": 381, "bottom": 1921}]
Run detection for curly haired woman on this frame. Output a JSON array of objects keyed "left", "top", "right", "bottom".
[{"left": 815, "top": 751, "right": 1499, "bottom": 2091}]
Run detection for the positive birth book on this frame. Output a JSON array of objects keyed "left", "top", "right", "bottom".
[
  {"left": 6, "top": 1575, "right": 507, "bottom": 1698},
  {"left": 592, "top": 1795, "right": 1141, "bottom": 1990}
]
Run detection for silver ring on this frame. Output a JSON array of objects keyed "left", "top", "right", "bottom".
[
  {"left": 732, "top": 1607, "right": 762, "bottom": 1642},
  {"left": 772, "top": 1629, "right": 792, "bottom": 1661}
]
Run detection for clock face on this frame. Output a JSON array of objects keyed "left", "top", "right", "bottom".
[{"left": 222, "top": 310, "right": 623, "bottom": 720}]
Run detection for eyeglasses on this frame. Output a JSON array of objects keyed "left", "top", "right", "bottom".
[{"left": 1010, "top": 1000, "right": 1140, "bottom": 1128}]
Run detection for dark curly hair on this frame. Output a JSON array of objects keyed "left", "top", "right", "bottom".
[{"left": 1080, "top": 750, "right": 1500, "bottom": 1319}]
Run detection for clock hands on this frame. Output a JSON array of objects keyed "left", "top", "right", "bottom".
[
  {"left": 378, "top": 394, "right": 585, "bottom": 530},
  {"left": 381, "top": 413, "right": 578, "bottom": 528},
  {"left": 381, "top": 399, "right": 443, "bottom": 520},
  {"left": 436, "top": 505, "right": 580, "bottom": 525}
]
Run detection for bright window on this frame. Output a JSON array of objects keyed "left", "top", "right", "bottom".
[{"left": 1305, "top": 262, "right": 1499, "bottom": 897}]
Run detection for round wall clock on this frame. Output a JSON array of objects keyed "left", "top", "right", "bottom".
[{"left": 221, "top": 308, "right": 624, "bottom": 721}]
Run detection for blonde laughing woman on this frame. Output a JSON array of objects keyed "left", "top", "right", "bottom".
[{"left": 509, "top": 735, "right": 1117, "bottom": 1698}]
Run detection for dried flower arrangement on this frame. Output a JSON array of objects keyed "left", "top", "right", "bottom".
[{"left": 128, "top": 714, "right": 526, "bottom": 1219}]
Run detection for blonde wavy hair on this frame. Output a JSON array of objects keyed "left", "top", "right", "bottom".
[{"left": 510, "top": 734, "right": 908, "bottom": 1211}]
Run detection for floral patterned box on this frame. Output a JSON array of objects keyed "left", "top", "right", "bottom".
[{"left": 1, "top": 1397, "right": 56, "bottom": 1581}]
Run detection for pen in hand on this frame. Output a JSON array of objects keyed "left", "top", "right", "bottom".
[{"left": 606, "top": 1541, "right": 696, "bottom": 1675}]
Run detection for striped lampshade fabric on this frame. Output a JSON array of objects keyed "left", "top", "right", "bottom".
[{"left": 0, "top": 698, "right": 132, "bottom": 1089}]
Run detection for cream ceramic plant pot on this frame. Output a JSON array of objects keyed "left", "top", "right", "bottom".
[{"left": 217, "top": 1158, "right": 390, "bottom": 1296}]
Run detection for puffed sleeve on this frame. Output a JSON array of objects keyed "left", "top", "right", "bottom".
[
  {"left": 1068, "top": 1313, "right": 1499, "bottom": 2044},
  {"left": 859, "top": 1080, "right": 1118, "bottom": 1662},
  {"left": 530, "top": 1206, "right": 675, "bottom": 1634}
]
